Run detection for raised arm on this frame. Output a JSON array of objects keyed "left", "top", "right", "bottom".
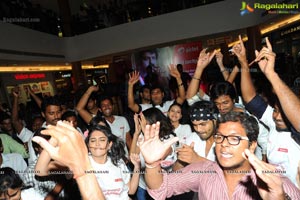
[
  {"left": 233, "top": 35, "right": 256, "bottom": 103},
  {"left": 76, "top": 86, "right": 99, "bottom": 124},
  {"left": 139, "top": 122, "right": 178, "bottom": 189},
  {"left": 169, "top": 64, "right": 185, "bottom": 104},
  {"left": 255, "top": 37, "right": 300, "bottom": 132},
  {"left": 216, "top": 51, "right": 239, "bottom": 84},
  {"left": 130, "top": 114, "right": 142, "bottom": 155},
  {"left": 128, "top": 71, "right": 141, "bottom": 113},
  {"left": 128, "top": 153, "right": 141, "bottom": 195},
  {"left": 32, "top": 121, "right": 105, "bottom": 200},
  {"left": 186, "top": 49, "right": 216, "bottom": 99},
  {"left": 216, "top": 51, "right": 230, "bottom": 80},
  {"left": 227, "top": 65, "right": 239, "bottom": 84},
  {"left": 27, "top": 86, "right": 42, "bottom": 108},
  {"left": 11, "top": 87, "right": 24, "bottom": 134}
]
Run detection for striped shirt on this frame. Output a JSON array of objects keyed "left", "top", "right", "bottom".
[{"left": 147, "top": 161, "right": 300, "bottom": 200}]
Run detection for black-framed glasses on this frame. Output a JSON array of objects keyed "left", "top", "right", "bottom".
[{"left": 213, "top": 134, "right": 249, "bottom": 145}]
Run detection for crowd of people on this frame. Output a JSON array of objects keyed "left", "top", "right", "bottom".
[{"left": 1, "top": 36, "right": 300, "bottom": 199}]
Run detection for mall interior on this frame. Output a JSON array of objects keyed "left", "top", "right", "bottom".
[{"left": 0, "top": 0, "right": 300, "bottom": 115}]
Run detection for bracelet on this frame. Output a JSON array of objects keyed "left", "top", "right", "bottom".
[
  {"left": 220, "top": 68, "right": 227, "bottom": 73},
  {"left": 192, "top": 77, "right": 200, "bottom": 80},
  {"left": 178, "top": 82, "right": 183, "bottom": 87},
  {"left": 145, "top": 161, "right": 160, "bottom": 169}
]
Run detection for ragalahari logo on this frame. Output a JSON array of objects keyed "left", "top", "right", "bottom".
[{"left": 240, "top": 1, "right": 254, "bottom": 15}]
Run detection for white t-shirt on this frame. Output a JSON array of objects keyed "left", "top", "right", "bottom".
[
  {"left": 261, "top": 105, "right": 300, "bottom": 188},
  {"left": 21, "top": 188, "right": 44, "bottom": 200},
  {"left": 1, "top": 153, "right": 27, "bottom": 176},
  {"left": 140, "top": 100, "right": 175, "bottom": 116},
  {"left": 107, "top": 115, "right": 130, "bottom": 156},
  {"left": 89, "top": 156, "right": 131, "bottom": 200},
  {"left": 18, "top": 127, "right": 34, "bottom": 143},
  {"left": 107, "top": 116, "right": 130, "bottom": 142},
  {"left": 174, "top": 124, "right": 216, "bottom": 162}
]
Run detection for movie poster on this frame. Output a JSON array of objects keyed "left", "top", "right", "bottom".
[{"left": 132, "top": 41, "right": 202, "bottom": 83}]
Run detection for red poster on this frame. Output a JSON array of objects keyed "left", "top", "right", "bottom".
[{"left": 173, "top": 42, "right": 202, "bottom": 75}]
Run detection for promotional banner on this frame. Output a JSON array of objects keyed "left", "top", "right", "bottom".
[{"left": 132, "top": 41, "right": 202, "bottom": 84}]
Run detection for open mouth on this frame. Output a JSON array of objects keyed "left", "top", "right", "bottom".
[{"left": 220, "top": 152, "right": 233, "bottom": 158}]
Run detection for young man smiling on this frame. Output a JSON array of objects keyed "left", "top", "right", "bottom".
[{"left": 138, "top": 112, "right": 300, "bottom": 199}]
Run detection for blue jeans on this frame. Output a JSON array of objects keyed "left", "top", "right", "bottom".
[{"left": 136, "top": 186, "right": 146, "bottom": 200}]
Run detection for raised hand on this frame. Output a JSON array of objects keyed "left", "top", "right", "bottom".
[
  {"left": 32, "top": 121, "right": 90, "bottom": 178},
  {"left": 196, "top": 48, "right": 217, "bottom": 70},
  {"left": 169, "top": 64, "right": 181, "bottom": 79},
  {"left": 254, "top": 37, "right": 276, "bottom": 76},
  {"left": 243, "top": 149, "right": 285, "bottom": 200},
  {"left": 232, "top": 35, "right": 247, "bottom": 63},
  {"left": 12, "top": 86, "right": 20, "bottom": 98},
  {"left": 88, "top": 85, "right": 99, "bottom": 92},
  {"left": 128, "top": 71, "right": 140, "bottom": 86},
  {"left": 130, "top": 153, "right": 141, "bottom": 170},
  {"left": 215, "top": 51, "right": 224, "bottom": 67},
  {"left": 138, "top": 122, "right": 178, "bottom": 165}
]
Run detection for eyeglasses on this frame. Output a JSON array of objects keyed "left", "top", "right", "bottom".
[{"left": 213, "top": 134, "right": 249, "bottom": 145}]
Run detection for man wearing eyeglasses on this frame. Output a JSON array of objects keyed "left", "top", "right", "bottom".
[{"left": 138, "top": 111, "right": 300, "bottom": 199}]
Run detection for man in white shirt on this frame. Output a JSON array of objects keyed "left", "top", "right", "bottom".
[
  {"left": 0, "top": 138, "right": 27, "bottom": 176},
  {"left": 128, "top": 66, "right": 186, "bottom": 115},
  {"left": 235, "top": 35, "right": 300, "bottom": 188},
  {"left": 174, "top": 101, "right": 218, "bottom": 171},
  {"left": 99, "top": 96, "right": 131, "bottom": 156}
]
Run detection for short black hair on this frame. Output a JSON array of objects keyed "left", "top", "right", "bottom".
[
  {"left": 0, "top": 167, "right": 24, "bottom": 196},
  {"left": 139, "top": 85, "right": 151, "bottom": 94},
  {"left": 210, "top": 81, "right": 237, "bottom": 102},
  {"left": 99, "top": 96, "right": 113, "bottom": 106},
  {"left": 140, "top": 49, "right": 158, "bottom": 58},
  {"left": 150, "top": 85, "right": 164, "bottom": 93},
  {"left": 41, "top": 96, "right": 62, "bottom": 113},
  {"left": 0, "top": 111, "right": 10, "bottom": 123},
  {"left": 61, "top": 111, "right": 77, "bottom": 121},
  {"left": 217, "top": 112, "right": 259, "bottom": 143}
]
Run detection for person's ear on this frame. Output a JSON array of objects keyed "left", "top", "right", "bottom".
[{"left": 249, "top": 141, "right": 257, "bottom": 153}]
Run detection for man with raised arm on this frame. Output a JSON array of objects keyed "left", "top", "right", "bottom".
[
  {"left": 236, "top": 35, "right": 300, "bottom": 188},
  {"left": 128, "top": 65, "right": 186, "bottom": 115},
  {"left": 127, "top": 71, "right": 151, "bottom": 113},
  {"left": 139, "top": 112, "right": 300, "bottom": 199}
]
